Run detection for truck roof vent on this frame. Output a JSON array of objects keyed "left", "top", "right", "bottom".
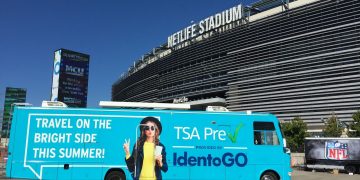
[
  {"left": 41, "top": 101, "right": 68, "bottom": 108},
  {"left": 206, "top": 106, "right": 229, "bottom": 112},
  {"left": 99, "top": 101, "right": 190, "bottom": 110}
]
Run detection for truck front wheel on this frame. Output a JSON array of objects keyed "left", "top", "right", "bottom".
[
  {"left": 260, "top": 172, "right": 278, "bottom": 180},
  {"left": 344, "top": 165, "right": 356, "bottom": 174},
  {"left": 105, "top": 170, "right": 126, "bottom": 180}
]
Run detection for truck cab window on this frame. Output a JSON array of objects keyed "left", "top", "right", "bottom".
[{"left": 253, "top": 122, "right": 279, "bottom": 145}]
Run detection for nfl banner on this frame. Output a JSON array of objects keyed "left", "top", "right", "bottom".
[{"left": 325, "top": 141, "right": 349, "bottom": 160}]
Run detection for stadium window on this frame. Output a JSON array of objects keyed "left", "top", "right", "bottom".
[{"left": 220, "top": 52, "right": 227, "bottom": 57}]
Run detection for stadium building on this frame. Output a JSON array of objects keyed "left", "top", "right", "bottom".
[
  {"left": 1, "top": 87, "right": 26, "bottom": 138},
  {"left": 112, "top": 0, "right": 360, "bottom": 133}
]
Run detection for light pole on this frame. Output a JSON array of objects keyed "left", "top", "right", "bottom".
[
  {"left": 6, "top": 103, "right": 32, "bottom": 146},
  {"left": 337, "top": 119, "right": 349, "bottom": 137},
  {"left": 321, "top": 118, "right": 326, "bottom": 137}
]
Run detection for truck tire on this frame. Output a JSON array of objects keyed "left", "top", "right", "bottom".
[
  {"left": 105, "top": 171, "right": 126, "bottom": 180},
  {"left": 260, "top": 172, "right": 278, "bottom": 180},
  {"left": 344, "top": 165, "right": 356, "bottom": 174}
]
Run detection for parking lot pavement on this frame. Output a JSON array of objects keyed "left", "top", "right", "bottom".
[
  {"left": 0, "top": 169, "right": 359, "bottom": 179},
  {"left": 292, "top": 169, "right": 360, "bottom": 180}
]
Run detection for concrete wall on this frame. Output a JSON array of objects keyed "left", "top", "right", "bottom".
[{"left": 291, "top": 153, "right": 305, "bottom": 167}]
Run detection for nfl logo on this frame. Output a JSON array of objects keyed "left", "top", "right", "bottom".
[{"left": 325, "top": 141, "right": 349, "bottom": 160}]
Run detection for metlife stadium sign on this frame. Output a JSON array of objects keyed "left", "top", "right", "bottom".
[
  {"left": 51, "top": 49, "right": 90, "bottom": 107},
  {"left": 168, "top": 4, "right": 243, "bottom": 48}
]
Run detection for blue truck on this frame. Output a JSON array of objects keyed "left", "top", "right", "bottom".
[{"left": 6, "top": 102, "right": 292, "bottom": 179}]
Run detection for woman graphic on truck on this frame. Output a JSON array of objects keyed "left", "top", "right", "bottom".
[{"left": 123, "top": 116, "right": 168, "bottom": 180}]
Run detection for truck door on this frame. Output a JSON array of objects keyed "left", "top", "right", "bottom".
[
  {"left": 251, "top": 121, "right": 284, "bottom": 177},
  {"left": 168, "top": 112, "right": 239, "bottom": 179},
  {"left": 217, "top": 116, "right": 253, "bottom": 180},
  {"left": 132, "top": 113, "right": 172, "bottom": 180}
]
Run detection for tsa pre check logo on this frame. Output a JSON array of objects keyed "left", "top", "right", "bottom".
[{"left": 227, "top": 123, "right": 243, "bottom": 143}]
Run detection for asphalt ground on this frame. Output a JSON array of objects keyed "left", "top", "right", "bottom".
[
  {"left": 0, "top": 169, "right": 359, "bottom": 179},
  {"left": 292, "top": 169, "right": 360, "bottom": 180}
]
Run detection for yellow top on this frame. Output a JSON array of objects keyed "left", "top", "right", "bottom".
[{"left": 139, "top": 141, "right": 156, "bottom": 180}]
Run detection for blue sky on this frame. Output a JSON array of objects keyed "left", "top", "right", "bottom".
[{"left": 0, "top": 0, "right": 257, "bottom": 108}]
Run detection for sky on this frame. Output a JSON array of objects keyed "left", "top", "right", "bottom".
[{"left": 0, "top": 0, "right": 257, "bottom": 108}]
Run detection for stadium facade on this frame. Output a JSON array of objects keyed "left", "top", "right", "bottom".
[{"left": 112, "top": 0, "right": 360, "bottom": 133}]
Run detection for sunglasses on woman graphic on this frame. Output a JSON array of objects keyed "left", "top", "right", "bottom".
[{"left": 144, "top": 125, "right": 156, "bottom": 131}]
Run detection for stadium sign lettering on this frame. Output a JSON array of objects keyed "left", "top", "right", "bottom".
[
  {"left": 168, "top": 4, "right": 243, "bottom": 48},
  {"left": 65, "top": 65, "right": 85, "bottom": 76}
]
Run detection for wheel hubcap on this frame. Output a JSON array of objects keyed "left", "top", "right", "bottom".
[{"left": 263, "top": 175, "right": 274, "bottom": 180}]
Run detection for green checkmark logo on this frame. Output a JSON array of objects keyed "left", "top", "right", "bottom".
[{"left": 227, "top": 123, "right": 243, "bottom": 143}]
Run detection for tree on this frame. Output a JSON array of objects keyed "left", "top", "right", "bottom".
[
  {"left": 348, "top": 110, "right": 360, "bottom": 137},
  {"left": 281, "top": 117, "right": 308, "bottom": 152},
  {"left": 323, "top": 113, "right": 343, "bottom": 137}
]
